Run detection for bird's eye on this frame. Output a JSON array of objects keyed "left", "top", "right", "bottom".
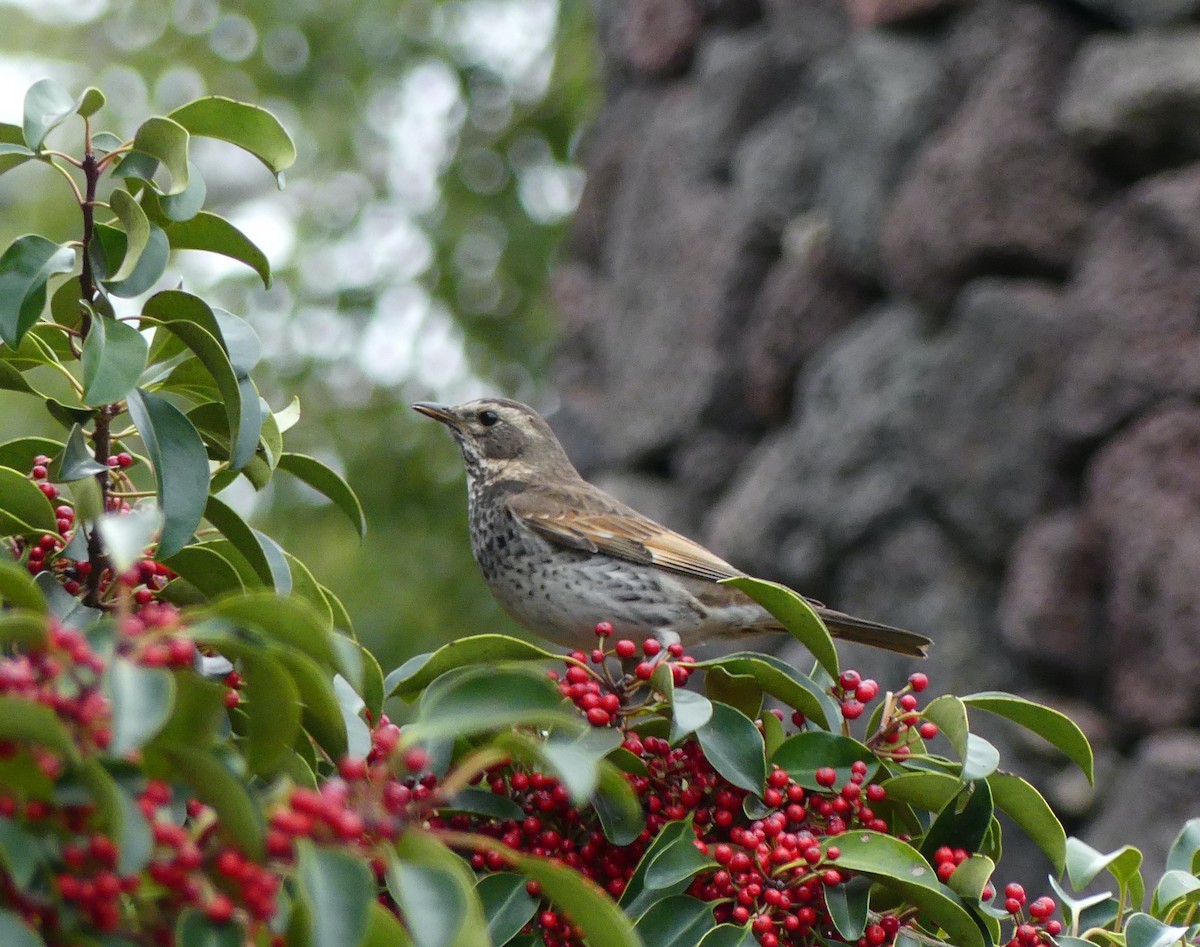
[{"left": 478, "top": 409, "right": 500, "bottom": 428}]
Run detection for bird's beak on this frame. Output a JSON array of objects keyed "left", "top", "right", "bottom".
[{"left": 412, "top": 402, "right": 462, "bottom": 429}]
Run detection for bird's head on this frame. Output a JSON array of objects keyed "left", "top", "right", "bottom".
[{"left": 412, "top": 397, "right": 578, "bottom": 482}]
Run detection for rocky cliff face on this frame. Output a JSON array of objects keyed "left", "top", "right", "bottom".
[{"left": 552, "top": 0, "right": 1200, "bottom": 882}]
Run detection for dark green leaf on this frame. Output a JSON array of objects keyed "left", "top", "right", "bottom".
[
  {"left": 159, "top": 746, "right": 263, "bottom": 860},
  {"left": 108, "top": 190, "right": 151, "bottom": 282},
  {"left": 126, "top": 388, "right": 208, "bottom": 557},
  {"left": 444, "top": 788, "right": 525, "bottom": 821},
  {"left": 704, "top": 666, "right": 762, "bottom": 720},
  {"left": 253, "top": 529, "right": 293, "bottom": 594},
  {"left": 164, "top": 212, "right": 271, "bottom": 287},
  {"left": 720, "top": 575, "right": 839, "bottom": 679},
  {"left": 987, "top": 773, "right": 1065, "bottom": 873},
  {"left": 771, "top": 731, "right": 878, "bottom": 791},
  {"left": 0, "top": 909, "right": 44, "bottom": 947},
  {"left": 823, "top": 831, "right": 983, "bottom": 947},
  {"left": 0, "top": 437, "right": 61, "bottom": 474},
  {"left": 106, "top": 657, "right": 175, "bottom": 755},
  {"left": 1166, "top": 818, "right": 1200, "bottom": 874},
  {"left": 81, "top": 315, "right": 148, "bottom": 406},
  {"left": 278, "top": 452, "right": 366, "bottom": 539},
  {"left": 22, "top": 78, "right": 76, "bottom": 149},
  {"left": 76, "top": 87, "right": 105, "bottom": 118},
  {"left": 240, "top": 650, "right": 301, "bottom": 776},
  {"left": 162, "top": 544, "right": 246, "bottom": 599},
  {"left": 0, "top": 696, "right": 77, "bottom": 760},
  {"left": 478, "top": 873, "right": 538, "bottom": 947},
  {"left": 175, "top": 906, "right": 243, "bottom": 947},
  {"left": 202, "top": 495, "right": 275, "bottom": 587},
  {"left": 826, "top": 874, "right": 872, "bottom": 941},
  {"left": 274, "top": 650, "right": 347, "bottom": 760},
  {"left": 644, "top": 821, "right": 714, "bottom": 890},
  {"left": 132, "top": 116, "right": 189, "bottom": 195},
  {"left": 0, "top": 817, "right": 49, "bottom": 890},
  {"left": 212, "top": 309, "right": 261, "bottom": 376},
  {"left": 0, "top": 465, "right": 58, "bottom": 536},
  {"left": 919, "top": 781, "right": 993, "bottom": 865},
  {"left": 621, "top": 819, "right": 697, "bottom": 918},
  {"left": 412, "top": 665, "right": 579, "bottom": 741},
  {"left": 391, "top": 829, "right": 491, "bottom": 946},
  {"left": 0, "top": 235, "right": 75, "bottom": 347},
  {"left": 696, "top": 701, "right": 767, "bottom": 795},
  {"left": 633, "top": 895, "right": 715, "bottom": 947},
  {"left": 297, "top": 841, "right": 373, "bottom": 947},
  {"left": 963, "top": 692, "right": 1094, "bottom": 784},
  {"left": 594, "top": 760, "right": 645, "bottom": 846},
  {"left": 203, "top": 592, "right": 337, "bottom": 666},
  {"left": 56, "top": 424, "right": 107, "bottom": 481},
  {"left": 697, "top": 924, "right": 756, "bottom": 947},
  {"left": 691, "top": 652, "right": 836, "bottom": 729},
  {"left": 387, "top": 633, "right": 560, "bottom": 700},
  {"left": 169, "top": 97, "right": 296, "bottom": 176},
  {"left": 101, "top": 225, "right": 169, "bottom": 298}
]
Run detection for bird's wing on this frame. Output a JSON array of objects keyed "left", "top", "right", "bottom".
[{"left": 506, "top": 484, "right": 742, "bottom": 583}]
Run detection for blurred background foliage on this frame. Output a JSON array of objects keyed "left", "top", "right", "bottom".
[{"left": 0, "top": 0, "right": 601, "bottom": 670}]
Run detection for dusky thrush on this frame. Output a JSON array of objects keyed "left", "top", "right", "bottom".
[{"left": 414, "top": 397, "right": 931, "bottom": 658}]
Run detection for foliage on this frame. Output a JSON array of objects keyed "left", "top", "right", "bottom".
[{"left": 0, "top": 82, "right": 1196, "bottom": 947}]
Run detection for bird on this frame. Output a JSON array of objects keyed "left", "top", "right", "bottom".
[{"left": 413, "top": 397, "right": 930, "bottom": 658}]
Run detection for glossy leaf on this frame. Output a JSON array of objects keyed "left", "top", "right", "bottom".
[
  {"left": 444, "top": 788, "right": 525, "bottom": 822},
  {"left": 0, "top": 910, "right": 44, "bottom": 947},
  {"left": 696, "top": 701, "right": 767, "bottom": 795},
  {"left": 165, "top": 212, "right": 271, "bottom": 287},
  {"left": 76, "top": 86, "right": 104, "bottom": 118},
  {"left": 1153, "top": 870, "right": 1200, "bottom": 914},
  {"left": 1066, "top": 837, "right": 1144, "bottom": 908},
  {"left": 126, "top": 388, "right": 208, "bottom": 557},
  {"left": 162, "top": 544, "right": 245, "bottom": 599},
  {"left": 921, "top": 695, "right": 969, "bottom": 760},
  {"left": 692, "top": 652, "right": 835, "bottom": 729},
  {"left": 644, "top": 821, "right": 715, "bottom": 890},
  {"left": 56, "top": 424, "right": 107, "bottom": 481},
  {"left": 720, "top": 575, "right": 839, "bottom": 679},
  {"left": 107, "top": 658, "right": 175, "bottom": 756},
  {"left": 212, "top": 309, "right": 262, "bottom": 376},
  {"left": 920, "top": 781, "right": 993, "bottom": 868},
  {"left": 389, "top": 858, "right": 467, "bottom": 947},
  {"left": 132, "top": 116, "right": 189, "bottom": 194},
  {"left": 144, "top": 160, "right": 207, "bottom": 222},
  {"left": 962, "top": 692, "right": 1094, "bottom": 784},
  {"left": 392, "top": 829, "right": 491, "bottom": 946},
  {"left": 275, "top": 650, "right": 347, "bottom": 759},
  {"left": 277, "top": 452, "right": 366, "bottom": 539},
  {"left": 169, "top": 96, "right": 296, "bottom": 176},
  {"left": 987, "top": 773, "right": 1066, "bottom": 873},
  {"left": 704, "top": 666, "right": 762, "bottom": 720},
  {"left": 1125, "top": 912, "right": 1190, "bottom": 947},
  {"left": 202, "top": 496, "right": 275, "bottom": 587},
  {"left": 771, "top": 731, "right": 878, "bottom": 790},
  {"left": 825, "top": 831, "right": 983, "bottom": 947},
  {"left": 176, "top": 908, "right": 243, "bottom": 946},
  {"left": 594, "top": 760, "right": 645, "bottom": 846},
  {"left": 697, "top": 924, "right": 757, "bottom": 947},
  {"left": 411, "top": 665, "right": 579, "bottom": 741},
  {"left": 240, "top": 650, "right": 301, "bottom": 775},
  {"left": 0, "top": 465, "right": 58, "bottom": 536},
  {"left": 0, "top": 235, "right": 75, "bottom": 347},
  {"left": 0, "top": 123, "right": 35, "bottom": 176},
  {"left": 100, "top": 224, "right": 170, "bottom": 298},
  {"left": 108, "top": 189, "right": 151, "bottom": 282},
  {"left": 204, "top": 593, "right": 337, "bottom": 666},
  {"left": 477, "top": 873, "right": 538, "bottom": 947},
  {"left": 22, "top": 78, "right": 76, "bottom": 149},
  {"left": 299, "top": 841, "right": 373, "bottom": 947},
  {"left": 826, "top": 874, "right": 872, "bottom": 941},
  {"left": 962, "top": 733, "right": 1000, "bottom": 782},
  {"left": 387, "top": 633, "right": 560, "bottom": 700},
  {"left": 159, "top": 746, "right": 264, "bottom": 860},
  {"left": 621, "top": 819, "right": 697, "bottom": 918},
  {"left": 634, "top": 895, "right": 715, "bottom": 946},
  {"left": 1166, "top": 818, "right": 1200, "bottom": 874}
]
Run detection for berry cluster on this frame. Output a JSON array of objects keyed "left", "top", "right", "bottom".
[{"left": 994, "top": 882, "right": 1062, "bottom": 946}]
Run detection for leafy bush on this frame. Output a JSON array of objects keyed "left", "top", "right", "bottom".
[{"left": 0, "top": 81, "right": 1196, "bottom": 947}]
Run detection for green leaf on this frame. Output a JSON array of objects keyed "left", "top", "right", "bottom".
[
  {"left": 202, "top": 496, "right": 276, "bottom": 587},
  {"left": 621, "top": 819, "right": 697, "bottom": 918},
  {"left": 1153, "top": 870, "right": 1200, "bottom": 914},
  {"left": 100, "top": 224, "right": 170, "bottom": 298},
  {"left": 75, "top": 760, "right": 154, "bottom": 876},
  {"left": 0, "top": 465, "right": 58, "bottom": 536},
  {"left": 651, "top": 663, "right": 713, "bottom": 741},
  {"left": 986, "top": 773, "right": 1066, "bottom": 873},
  {"left": 22, "top": 78, "right": 76, "bottom": 150},
  {"left": 921, "top": 695, "right": 969, "bottom": 760},
  {"left": 142, "top": 160, "right": 207, "bottom": 222},
  {"left": 106, "top": 658, "right": 175, "bottom": 756},
  {"left": 56, "top": 424, "right": 108, "bottom": 481},
  {"left": 761, "top": 707, "right": 786, "bottom": 757},
  {"left": 0, "top": 361, "right": 38, "bottom": 397},
  {"left": 0, "top": 437, "right": 61, "bottom": 475},
  {"left": 963, "top": 692, "right": 1094, "bottom": 784},
  {"left": 0, "top": 612, "right": 48, "bottom": 649},
  {"left": 644, "top": 821, "right": 715, "bottom": 890},
  {"left": 919, "top": 781, "right": 994, "bottom": 866},
  {"left": 0, "top": 695, "right": 77, "bottom": 760},
  {"left": 126, "top": 388, "right": 208, "bottom": 557},
  {"left": 240, "top": 650, "right": 301, "bottom": 776},
  {"left": 478, "top": 873, "right": 538, "bottom": 947},
  {"left": 595, "top": 760, "right": 645, "bottom": 846},
  {"left": 203, "top": 593, "right": 338, "bottom": 667},
  {"left": 411, "top": 665, "right": 579, "bottom": 741},
  {"left": 159, "top": 746, "right": 264, "bottom": 860},
  {"left": 0, "top": 817, "right": 49, "bottom": 890},
  {"left": 696, "top": 701, "right": 767, "bottom": 795},
  {"left": 363, "top": 900, "right": 415, "bottom": 947},
  {"left": 704, "top": 666, "right": 762, "bottom": 720},
  {"left": 297, "top": 841, "right": 373, "bottom": 947},
  {"left": 274, "top": 650, "right": 347, "bottom": 760},
  {"left": 947, "top": 854, "right": 995, "bottom": 902},
  {"left": 278, "top": 453, "right": 367, "bottom": 539},
  {"left": 0, "top": 123, "right": 35, "bottom": 176},
  {"left": 169, "top": 96, "right": 296, "bottom": 177},
  {"left": 0, "top": 909, "right": 45, "bottom": 947},
  {"left": 143, "top": 291, "right": 253, "bottom": 470},
  {"left": 392, "top": 829, "right": 492, "bottom": 947},
  {"left": 175, "top": 908, "right": 243, "bottom": 946},
  {"left": 76, "top": 87, "right": 105, "bottom": 118},
  {"left": 1166, "top": 818, "right": 1200, "bottom": 874},
  {"left": 826, "top": 874, "right": 872, "bottom": 941},
  {"left": 164, "top": 212, "right": 271, "bottom": 287},
  {"left": 697, "top": 925, "right": 756, "bottom": 947},
  {"left": 132, "top": 116, "right": 189, "bottom": 195},
  {"left": 212, "top": 309, "right": 261, "bottom": 377},
  {"left": 824, "top": 831, "right": 984, "bottom": 947},
  {"left": 444, "top": 788, "right": 525, "bottom": 822},
  {"left": 634, "top": 895, "right": 715, "bottom": 946},
  {"left": 387, "top": 634, "right": 560, "bottom": 700},
  {"left": 1066, "top": 838, "right": 1144, "bottom": 907},
  {"left": 108, "top": 190, "right": 151, "bottom": 282},
  {"left": 0, "top": 235, "right": 75, "bottom": 347},
  {"left": 720, "top": 575, "right": 839, "bottom": 679},
  {"left": 162, "top": 544, "right": 245, "bottom": 599},
  {"left": 1124, "top": 912, "right": 1190, "bottom": 947},
  {"left": 691, "top": 652, "right": 836, "bottom": 729},
  {"left": 962, "top": 733, "right": 1000, "bottom": 782},
  {"left": 771, "top": 731, "right": 878, "bottom": 791}
]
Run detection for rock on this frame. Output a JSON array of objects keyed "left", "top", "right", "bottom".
[
  {"left": 1053, "top": 166, "right": 1200, "bottom": 441},
  {"left": 913, "top": 280, "right": 1073, "bottom": 565},
  {"left": 847, "top": 0, "right": 963, "bottom": 28},
  {"left": 670, "top": 429, "right": 759, "bottom": 499},
  {"left": 735, "top": 237, "right": 871, "bottom": 422},
  {"left": 1059, "top": 31, "right": 1200, "bottom": 179},
  {"left": 1085, "top": 730, "right": 1200, "bottom": 885},
  {"left": 808, "top": 32, "right": 945, "bottom": 278},
  {"left": 1085, "top": 406, "right": 1200, "bottom": 730},
  {"left": 731, "top": 99, "right": 822, "bottom": 232},
  {"left": 621, "top": 0, "right": 703, "bottom": 77},
  {"left": 830, "top": 517, "right": 1001, "bottom": 697},
  {"left": 880, "top": 2, "right": 1099, "bottom": 311},
  {"left": 999, "top": 511, "right": 1105, "bottom": 672},
  {"left": 706, "top": 303, "right": 931, "bottom": 584},
  {"left": 1071, "top": 0, "right": 1200, "bottom": 28},
  {"left": 760, "top": 0, "right": 850, "bottom": 65}
]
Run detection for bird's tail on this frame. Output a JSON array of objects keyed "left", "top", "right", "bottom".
[{"left": 797, "top": 608, "right": 932, "bottom": 658}]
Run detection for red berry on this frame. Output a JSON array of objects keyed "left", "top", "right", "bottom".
[
  {"left": 117, "top": 452, "right": 133, "bottom": 467},
  {"left": 908, "top": 672, "right": 928, "bottom": 692},
  {"left": 918, "top": 722, "right": 939, "bottom": 740},
  {"left": 594, "top": 621, "right": 612, "bottom": 637},
  {"left": 1004, "top": 883, "right": 1026, "bottom": 902},
  {"left": 855, "top": 680, "right": 879, "bottom": 702},
  {"left": 634, "top": 662, "right": 654, "bottom": 680},
  {"left": 815, "top": 767, "right": 837, "bottom": 787},
  {"left": 39, "top": 483, "right": 58, "bottom": 499},
  {"left": 642, "top": 638, "right": 661, "bottom": 657},
  {"left": 338, "top": 756, "right": 368, "bottom": 780},
  {"left": 839, "top": 670, "right": 861, "bottom": 690},
  {"left": 31, "top": 465, "right": 47, "bottom": 479},
  {"left": 586, "top": 707, "right": 610, "bottom": 727},
  {"left": 403, "top": 748, "right": 429, "bottom": 772},
  {"left": 614, "top": 639, "right": 636, "bottom": 659},
  {"left": 206, "top": 894, "right": 235, "bottom": 924},
  {"left": 840, "top": 699, "right": 864, "bottom": 720}
]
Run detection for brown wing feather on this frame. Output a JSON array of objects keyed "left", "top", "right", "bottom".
[{"left": 507, "top": 483, "right": 742, "bottom": 583}]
